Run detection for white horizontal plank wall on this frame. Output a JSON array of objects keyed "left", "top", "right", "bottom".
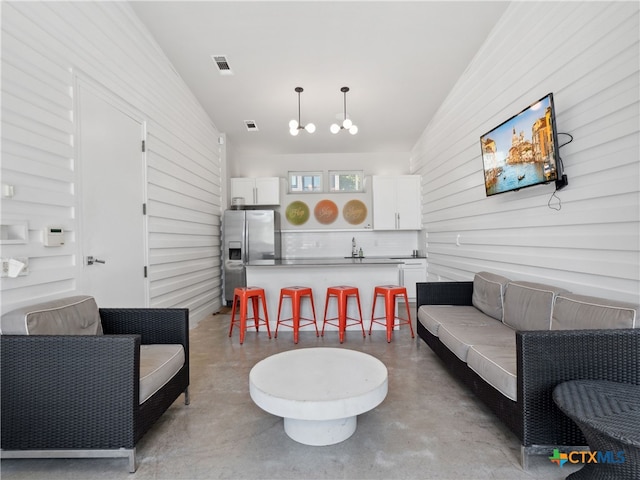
[
  {"left": 1, "top": 2, "right": 223, "bottom": 324},
  {"left": 410, "top": 2, "right": 639, "bottom": 303}
]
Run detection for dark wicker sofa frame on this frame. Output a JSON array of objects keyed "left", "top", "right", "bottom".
[
  {"left": 1, "top": 308, "right": 190, "bottom": 472},
  {"left": 416, "top": 282, "right": 640, "bottom": 468}
]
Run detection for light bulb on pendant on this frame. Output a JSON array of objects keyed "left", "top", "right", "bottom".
[
  {"left": 330, "top": 86, "right": 357, "bottom": 135},
  {"left": 289, "top": 87, "right": 314, "bottom": 135}
]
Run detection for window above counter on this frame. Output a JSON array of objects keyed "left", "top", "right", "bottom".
[
  {"left": 288, "top": 171, "right": 322, "bottom": 193},
  {"left": 328, "top": 171, "right": 364, "bottom": 193},
  {"left": 287, "top": 170, "right": 363, "bottom": 194}
]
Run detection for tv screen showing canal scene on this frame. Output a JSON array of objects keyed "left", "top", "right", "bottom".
[{"left": 480, "top": 93, "right": 560, "bottom": 196}]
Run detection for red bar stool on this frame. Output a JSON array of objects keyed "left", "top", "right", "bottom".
[
  {"left": 322, "top": 286, "right": 365, "bottom": 343},
  {"left": 369, "top": 285, "right": 415, "bottom": 343},
  {"left": 229, "top": 286, "right": 271, "bottom": 345},
  {"left": 275, "top": 286, "right": 319, "bottom": 344}
]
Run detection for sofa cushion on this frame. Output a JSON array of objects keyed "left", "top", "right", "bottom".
[
  {"left": 438, "top": 321, "right": 514, "bottom": 362},
  {"left": 467, "top": 344, "right": 517, "bottom": 401},
  {"left": 471, "top": 272, "right": 510, "bottom": 321},
  {"left": 139, "top": 344, "right": 185, "bottom": 404},
  {"left": 0, "top": 296, "right": 103, "bottom": 335},
  {"left": 551, "top": 293, "right": 638, "bottom": 330},
  {"left": 503, "top": 281, "right": 568, "bottom": 331},
  {"left": 417, "top": 305, "right": 498, "bottom": 337}
]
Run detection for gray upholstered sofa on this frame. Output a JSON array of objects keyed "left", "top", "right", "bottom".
[
  {"left": 416, "top": 272, "right": 639, "bottom": 467},
  {"left": 0, "top": 296, "right": 189, "bottom": 472}
]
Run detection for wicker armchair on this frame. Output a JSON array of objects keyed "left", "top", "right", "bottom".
[
  {"left": 1, "top": 307, "right": 189, "bottom": 472},
  {"left": 416, "top": 281, "right": 640, "bottom": 468}
]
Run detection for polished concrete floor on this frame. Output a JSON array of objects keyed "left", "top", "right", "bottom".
[{"left": 2, "top": 309, "right": 582, "bottom": 480}]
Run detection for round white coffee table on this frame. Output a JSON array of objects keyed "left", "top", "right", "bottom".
[{"left": 249, "top": 347, "right": 388, "bottom": 446}]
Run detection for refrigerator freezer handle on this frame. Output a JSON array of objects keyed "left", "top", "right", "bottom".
[{"left": 244, "top": 220, "right": 249, "bottom": 264}]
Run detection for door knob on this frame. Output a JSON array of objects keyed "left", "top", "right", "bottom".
[{"left": 86, "top": 256, "right": 106, "bottom": 265}]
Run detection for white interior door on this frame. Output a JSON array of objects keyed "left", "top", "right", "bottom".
[{"left": 78, "top": 82, "right": 148, "bottom": 307}]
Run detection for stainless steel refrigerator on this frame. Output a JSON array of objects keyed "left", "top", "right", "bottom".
[{"left": 222, "top": 209, "right": 281, "bottom": 305}]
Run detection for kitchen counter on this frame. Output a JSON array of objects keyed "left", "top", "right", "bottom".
[
  {"left": 248, "top": 258, "right": 403, "bottom": 266},
  {"left": 245, "top": 259, "right": 403, "bottom": 334}
]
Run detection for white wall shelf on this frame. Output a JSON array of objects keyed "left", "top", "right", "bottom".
[{"left": 0, "top": 222, "right": 29, "bottom": 245}]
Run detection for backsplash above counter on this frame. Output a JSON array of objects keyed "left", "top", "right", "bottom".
[{"left": 281, "top": 229, "right": 419, "bottom": 259}]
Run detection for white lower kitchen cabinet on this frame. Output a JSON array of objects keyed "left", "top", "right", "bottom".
[{"left": 398, "top": 258, "right": 427, "bottom": 301}]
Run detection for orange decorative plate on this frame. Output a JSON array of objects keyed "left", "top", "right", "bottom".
[
  {"left": 314, "top": 199, "right": 339, "bottom": 225},
  {"left": 343, "top": 199, "right": 367, "bottom": 225}
]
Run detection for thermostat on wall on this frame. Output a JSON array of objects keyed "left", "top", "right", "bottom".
[{"left": 44, "top": 226, "right": 65, "bottom": 247}]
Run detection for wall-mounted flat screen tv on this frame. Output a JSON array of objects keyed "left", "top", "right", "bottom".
[{"left": 480, "top": 93, "right": 561, "bottom": 196}]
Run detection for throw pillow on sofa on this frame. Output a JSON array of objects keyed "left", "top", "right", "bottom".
[
  {"left": 551, "top": 293, "right": 638, "bottom": 330},
  {"left": 503, "top": 281, "right": 568, "bottom": 331},
  {"left": 472, "top": 271, "right": 510, "bottom": 321}
]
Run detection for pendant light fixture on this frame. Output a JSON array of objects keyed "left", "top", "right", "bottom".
[
  {"left": 330, "top": 86, "right": 358, "bottom": 135},
  {"left": 289, "top": 87, "right": 315, "bottom": 135}
]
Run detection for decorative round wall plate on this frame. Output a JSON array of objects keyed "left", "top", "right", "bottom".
[
  {"left": 343, "top": 199, "right": 367, "bottom": 225},
  {"left": 314, "top": 199, "right": 339, "bottom": 225},
  {"left": 286, "top": 201, "right": 310, "bottom": 225}
]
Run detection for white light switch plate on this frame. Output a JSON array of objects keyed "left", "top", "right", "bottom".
[{"left": 1, "top": 257, "right": 29, "bottom": 277}]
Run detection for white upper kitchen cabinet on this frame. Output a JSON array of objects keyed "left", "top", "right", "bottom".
[
  {"left": 372, "top": 176, "right": 421, "bottom": 230},
  {"left": 230, "top": 177, "right": 280, "bottom": 205}
]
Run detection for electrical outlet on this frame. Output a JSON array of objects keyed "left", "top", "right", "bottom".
[{"left": 0, "top": 257, "right": 29, "bottom": 277}]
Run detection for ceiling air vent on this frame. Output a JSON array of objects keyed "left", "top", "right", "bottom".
[
  {"left": 212, "top": 55, "right": 233, "bottom": 75},
  {"left": 244, "top": 120, "right": 259, "bottom": 132}
]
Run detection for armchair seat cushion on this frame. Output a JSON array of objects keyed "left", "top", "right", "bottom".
[{"left": 140, "top": 344, "right": 185, "bottom": 404}]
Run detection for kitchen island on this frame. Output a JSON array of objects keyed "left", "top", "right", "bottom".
[{"left": 246, "top": 258, "right": 402, "bottom": 334}]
